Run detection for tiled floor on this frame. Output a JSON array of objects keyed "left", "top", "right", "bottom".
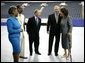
[{"left": 1, "top": 26, "right": 84, "bottom": 62}]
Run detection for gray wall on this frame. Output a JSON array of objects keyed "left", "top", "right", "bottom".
[{"left": 1, "top": 1, "right": 82, "bottom": 19}]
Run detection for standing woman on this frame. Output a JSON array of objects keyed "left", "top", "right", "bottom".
[
  {"left": 7, "top": 6, "right": 22, "bottom": 62},
  {"left": 16, "top": 4, "right": 27, "bottom": 59},
  {"left": 60, "top": 7, "right": 72, "bottom": 59}
]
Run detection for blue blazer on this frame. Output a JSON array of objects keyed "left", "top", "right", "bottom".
[{"left": 7, "top": 17, "right": 21, "bottom": 38}]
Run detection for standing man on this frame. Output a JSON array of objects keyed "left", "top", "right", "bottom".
[
  {"left": 26, "top": 4, "right": 47, "bottom": 56},
  {"left": 47, "top": 5, "right": 62, "bottom": 56}
]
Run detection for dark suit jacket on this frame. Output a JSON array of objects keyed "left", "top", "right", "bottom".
[
  {"left": 47, "top": 13, "right": 62, "bottom": 34},
  {"left": 26, "top": 16, "right": 41, "bottom": 36}
]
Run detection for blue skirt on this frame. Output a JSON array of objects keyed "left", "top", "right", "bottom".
[{"left": 9, "top": 36, "right": 21, "bottom": 54}]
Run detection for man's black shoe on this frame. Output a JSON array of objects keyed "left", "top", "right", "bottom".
[
  {"left": 35, "top": 52, "right": 41, "bottom": 55},
  {"left": 48, "top": 53, "right": 51, "bottom": 55},
  {"left": 55, "top": 54, "right": 58, "bottom": 56}
]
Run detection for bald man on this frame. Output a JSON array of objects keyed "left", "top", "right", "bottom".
[{"left": 47, "top": 5, "right": 62, "bottom": 56}]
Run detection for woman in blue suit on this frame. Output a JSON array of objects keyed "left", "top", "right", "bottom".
[{"left": 7, "top": 6, "right": 22, "bottom": 62}]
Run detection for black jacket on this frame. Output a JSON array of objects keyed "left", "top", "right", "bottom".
[
  {"left": 47, "top": 13, "right": 62, "bottom": 34},
  {"left": 26, "top": 16, "right": 41, "bottom": 35}
]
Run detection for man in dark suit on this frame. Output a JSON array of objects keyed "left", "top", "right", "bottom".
[
  {"left": 26, "top": 4, "right": 47, "bottom": 56},
  {"left": 26, "top": 9, "right": 42, "bottom": 56},
  {"left": 47, "top": 5, "right": 62, "bottom": 56}
]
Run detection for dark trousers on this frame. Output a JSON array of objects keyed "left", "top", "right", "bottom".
[
  {"left": 29, "top": 34, "right": 39, "bottom": 54},
  {"left": 48, "top": 32, "right": 60, "bottom": 54}
]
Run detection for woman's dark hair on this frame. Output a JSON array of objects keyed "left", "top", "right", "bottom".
[
  {"left": 60, "top": 7, "right": 68, "bottom": 17},
  {"left": 16, "top": 4, "right": 23, "bottom": 13},
  {"left": 16, "top": 4, "right": 22, "bottom": 8},
  {"left": 8, "top": 6, "right": 17, "bottom": 15}
]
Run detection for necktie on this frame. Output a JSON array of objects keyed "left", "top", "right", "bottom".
[{"left": 36, "top": 17, "right": 39, "bottom": 24}]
